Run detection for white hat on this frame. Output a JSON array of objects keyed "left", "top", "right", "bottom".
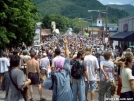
[{"left": 43, "top": 53, "right": 47, "bottom": 56}]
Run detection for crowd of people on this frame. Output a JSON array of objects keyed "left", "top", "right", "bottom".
[{"left": 0, "top": 35, "right": 134, "bottom": 101}]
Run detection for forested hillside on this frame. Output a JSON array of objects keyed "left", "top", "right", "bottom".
[
  {"left": 32, "top": 0, "right": 129, "bottom": 22},
  {"left": 107, "top": 4, "right": 134, "bottom": 15}
]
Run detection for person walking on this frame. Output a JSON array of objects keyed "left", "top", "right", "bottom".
[
  {"left": 26, "top": 50, "right": 45, "bottom": 101},
  {"left": 43, "top": 38, "right": 73, "bottom": 101},
  {"left": 84, "top": 46, "right": 99, "bottom": 101},
  {"left": 40, "top": 52, "right": 51, "bottom": 80},
  {"left": 20, "top": 50, "right": 31, "bottom": 74},
  {"left": 98, "top": 52, "right": 115, "bottom": 101},
  {"left": 114, "top": 52, "right": 125, "bottom": 96},
  {"left": 120, "top": 53, "right": 134, "bottom": 101},
  {"left": 2, "top": 54, "right": 31, "bottom": 101},
  {"left": 71, "top": 51, "right": 89, "bottom": 101},
  {"left": 51, "top": 48, "right": 65, "bottom": 72},
  {"left": 0, "top": 52, "right": 10, "bottom": 85}
]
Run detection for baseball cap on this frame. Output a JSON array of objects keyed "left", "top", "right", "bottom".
[
  {"left": 95, "top": 51, "right": 101, "bottom": 55},
  {"left": 23, "top": 50, "right": 28, "bottom": 54}
]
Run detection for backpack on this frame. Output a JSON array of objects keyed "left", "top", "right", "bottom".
[{"left": 71, "top": 60, "right": 84, "bottom": 79}]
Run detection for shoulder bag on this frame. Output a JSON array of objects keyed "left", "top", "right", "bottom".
[{"left": 9, "top": 70, "right": 28, "bottom": 101}]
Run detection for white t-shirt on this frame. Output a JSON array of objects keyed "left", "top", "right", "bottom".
[
  {"left": 100, "top": 60, "right": 114, "bottom": 81},
  {"left": 121, "top": 68, "right": 134, "bottom": 93},
  {"left": 0, "top": 57, "right": 10, "bottom": 73},
  {"left": 40, "top": 57, "right": 50, "bottom": 70},
  {"left": 20, "top": 55, "right": 31, "bottom": 68},
  {"left": 52, "top": 56, "right": 65, "bottom": 68},
  {"left": 84, "top": 55, "right": 99, "bottom": 81},
  {"left": 100, "top": 56, "right": 105, "bottom": 62}
]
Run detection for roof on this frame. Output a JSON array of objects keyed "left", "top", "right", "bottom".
[
  {"left": 93, "top": 23, "right": 117, "bottom": 27},
  {"left": 119, "top": 15, "right": 134, "bottom": 22},
  {"left": 110, "top": 31, "right": 134, "bottom": 41},
  {"left": 41, "top": 29, "right": 51, "bottom": 36}
]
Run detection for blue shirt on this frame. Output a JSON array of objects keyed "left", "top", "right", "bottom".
[{"left": 43, "top": 58, "right": 73, "bottom": 101}]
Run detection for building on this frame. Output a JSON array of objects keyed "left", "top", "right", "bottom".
[
  {"left": 88, "top": 12, "right": 110, "bottom": 44},
  {"left": 34, "top": 29, "right": 40, "bottom": 43},
  {"left": 34, "top": 22, "right": 42, "bottom": 43},
  {"left": 88, "top": 13, "right": 104, "bottom": 39},
  {"left": 97, "top": 12, "right": 102, "bottom": 26},
  {"left": 34, "top": 22, "right": 54, "bottom": 44},
  {"left": 41, "top": 29, "right": 52, "bottom": 42},
  {"left": 110, "top": 15, "right": 134, "bottom": 50}
]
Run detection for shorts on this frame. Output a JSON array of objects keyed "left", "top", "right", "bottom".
[
  {"left": 28, "top": 72, "right": 40, "bottom": 85},
  {"left": 120, "top": 91, "right": 134, "bottom": 101},
  {"left": 85, "top": 81, "right": 96, "bottom": 91},
  {"left": 40, "top": 69, "right": 48, "bottom": 77},
  {"left": 0, "top": 73, "right": 4, "bottom": 76}
]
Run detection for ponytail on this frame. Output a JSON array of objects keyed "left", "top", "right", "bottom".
[
  {"left": 125, "top": 61, "right": 128, "bottom": 66},
  {"left": 125, "top": 55, "right": 133, "bottom": 67}
]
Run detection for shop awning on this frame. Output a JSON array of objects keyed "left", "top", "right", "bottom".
[{"left": 110, "top": 31, "right": 134, "bottom": 41}]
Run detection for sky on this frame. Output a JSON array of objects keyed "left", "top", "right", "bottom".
[{"left": 98, "top": 0, "right": 134, "bottom": 5}]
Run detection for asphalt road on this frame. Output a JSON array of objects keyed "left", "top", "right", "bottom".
[{"left": 0, "top": 85, "right": 119, "bottom": 101}]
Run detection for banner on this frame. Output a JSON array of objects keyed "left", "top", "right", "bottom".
[{"left": 88, "top": 26, "right": 104, "bottom": 32}]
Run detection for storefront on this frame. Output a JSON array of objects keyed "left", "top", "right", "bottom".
[
  {"left": 110, "top": 15, "right": 134, "bottom": 50},
  {"left": 41, "top": 29, "right": 53, "bottom": 42}
]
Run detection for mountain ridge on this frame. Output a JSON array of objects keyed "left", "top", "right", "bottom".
[
  {"left": 32, "top": 0, "right": 129, "bottom": 22},
  {"left": 107, "top": 4, "right": 134, "bottom": 15}
]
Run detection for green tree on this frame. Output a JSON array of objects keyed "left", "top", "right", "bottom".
[
  {"left": 0, "top": 0, "right": 37, "bottom": 47},
  {"left": 111, "top": 18, "right": 117, "bottom": 23},
  {"left": 71, "top": 18, "right": 90, "bottom": 34},
  {"left": 42, "top": 14, "right": 70, "bottom": 33}
]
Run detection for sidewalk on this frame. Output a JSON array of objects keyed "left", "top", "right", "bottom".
[
  {"left": 0, "top": 86, "right": 119, "bottom": 101},
  {"left": 0, "top": 86, "right": 52, "bottom": 101}
]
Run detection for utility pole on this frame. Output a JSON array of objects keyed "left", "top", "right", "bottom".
[
  {"left": 88, "top": 8, "right": 108, "bottom": 44},
  {"left": 105, "top": 7, "right": 108, "bottom": 44},
  {"left": 91, "top": 16, "right": 93, "bottom": 43}
]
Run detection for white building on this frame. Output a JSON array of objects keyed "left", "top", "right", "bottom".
[
  {"left": 97, "top": 12, "right": 102, "bottom": 26},
  {"left": 34, "top": 29, "right": 40, "bottom": 43},
  {"left": 118, "top": 16, "right": 134, "bottom": 32}
]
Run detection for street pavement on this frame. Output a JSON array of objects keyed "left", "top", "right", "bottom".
[{"left": 0, "top": 85, "right": 119, "bottom": 101}]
